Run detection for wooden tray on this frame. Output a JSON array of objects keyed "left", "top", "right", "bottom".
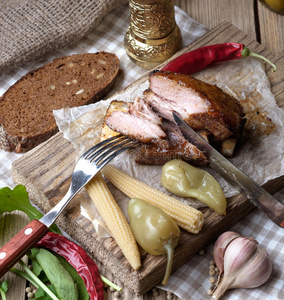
[{"left": 11, "top": 22, "right": 284, "bottom": 295}]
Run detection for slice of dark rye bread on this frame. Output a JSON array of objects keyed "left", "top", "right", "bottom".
[{"left": 0, "top": 52, "right": 120, "bottom": 153}]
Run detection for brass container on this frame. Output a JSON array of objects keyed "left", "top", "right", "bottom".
[{"left": 124, "top": 0, "right": 183, "bottom": 69}]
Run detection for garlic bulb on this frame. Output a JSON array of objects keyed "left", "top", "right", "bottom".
[
  {"left": 213, "top": 231, "right": 241, "bottom": 275},
  {"left": 212, "top": 231, "right": 272, "bottom": 299}
]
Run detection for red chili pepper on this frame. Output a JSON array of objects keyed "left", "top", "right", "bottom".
[
  {"left": 161, "top": 43, "right": 277, "bottom": 74},
  {"left": 37, "top": 232, "right": 104, "bottom": 300}
]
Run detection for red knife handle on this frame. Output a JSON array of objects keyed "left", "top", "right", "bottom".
[{"left": 0, "top": 219, "right": 49, "bottom": 278}]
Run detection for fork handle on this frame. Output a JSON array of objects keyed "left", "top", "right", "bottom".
[{"left": 0, "top": 219, "right": 49, "bottom": 277}]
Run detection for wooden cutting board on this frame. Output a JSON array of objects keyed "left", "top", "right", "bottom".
[{"left": 11, "top": 22, "right": 284, "bottom": 295}]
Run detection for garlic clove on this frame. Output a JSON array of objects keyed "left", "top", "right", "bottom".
[
  {"left": 213, "top": 231, "right": 241, "bottom": 274},
  {"left": 223, "top": 237, "right": 258, "bottom": 276},
  {"left": 232, "top": 247, "right": 272, "bottom": 288}
]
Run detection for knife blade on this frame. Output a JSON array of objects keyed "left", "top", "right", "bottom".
[{"left": 173, "top": 112, "right": 284, "bottom": 228}]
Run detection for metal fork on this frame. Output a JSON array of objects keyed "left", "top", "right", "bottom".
[{"left": 0, "top": 134, "right": 137, "bottom": 277}]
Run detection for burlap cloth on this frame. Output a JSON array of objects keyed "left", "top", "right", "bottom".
[{"left": 0, "top": 0, "right": 127, "bottom": 74}]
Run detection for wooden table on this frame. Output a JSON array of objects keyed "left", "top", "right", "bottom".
[{"left": 1, "top": 1, "right": 283, "bottom": 299}]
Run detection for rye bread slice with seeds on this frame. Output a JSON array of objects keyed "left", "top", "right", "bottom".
[{"left": 0, "top": 52, "right": 120, "bottom": 153}]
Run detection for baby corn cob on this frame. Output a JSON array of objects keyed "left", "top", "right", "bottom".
[
  {"left": 85, "top": 172, "right": 141, "bottom": 270},
  {"left": 102, "top": 165, "right": 204, "bottom": 234}
]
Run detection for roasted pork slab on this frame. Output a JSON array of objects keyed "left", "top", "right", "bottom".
[
  {"left": 104, "top": 70, "right": 246, "bottom": 165},
  {"left": 148, "top": 70, "right": 245, "bottom": 141}
]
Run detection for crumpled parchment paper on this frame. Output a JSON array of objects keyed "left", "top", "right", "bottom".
[{"left": 54, "top": 56, "right": 284, "bottom": 230}]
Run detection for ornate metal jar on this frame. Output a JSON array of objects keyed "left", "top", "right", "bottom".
[{"left": 124, "top": 0, "right": 183, "bottom": 69}]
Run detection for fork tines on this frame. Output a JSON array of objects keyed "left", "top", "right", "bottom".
[{"left": 83, "top": 135, "right": 138, "bottom": 168}]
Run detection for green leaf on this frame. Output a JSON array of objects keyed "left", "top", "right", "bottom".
[
  {"left": 29, "top": 248, "right": 40, "bottom": 259},
  {"left": 28, "top": 249, "right": 49, "bottom": 282},
  {"left": 32, "top": 259, "right": 44, "bottom": 277},
  {"left": 35, "top": 248, "right": 78, "bottom": 300},
  {"left": 0, "top": 281, "right": 9, "bottom": 293},
  {"left": 0, "top": 280, "right": 9, "bottom": 300},
  {"left": 0, "top": 185, "right": 41, "bottom": 219},
  {"left": 53, "top": 252, "right": 89, "bottom": 300},
  {"left": 18, "top": 260, "right": 59, "bottom": 300},
  {"left": 35, "top": 285, "right": 57, "bottom": 300},
  {"left": 0, "top": 185, "right": 61, "bottom": 234}
]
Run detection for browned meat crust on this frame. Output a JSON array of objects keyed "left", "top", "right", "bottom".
[
  {"left": 135, "top": 119, "right": 209, "bottom": 165},
  {"left": 148, "top": 70, "right": 245, "bottom": 141},
  {"left": 135, "top": 143, "right": 208, "bottom": 166}
]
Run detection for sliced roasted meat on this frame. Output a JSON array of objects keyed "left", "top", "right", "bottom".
[
  {"left": 105, "top": 70, "right": 245, "bottom": 166},
  {"left": 105, "top": 97, "right": 167, "bottom": 145},
  {"left": 143, "top": 89, "right": 205, "bottom": 130},
  {"left": 135, "top": 140, "right": 208, "bottom": 166},
  {"left": 161, "top": 119, "right": 207, "bottom": 162},
  {"left": 148, "top": 70, "right": 245, "bottom": 141},
  {"left": 135, "top": 119, "right": 208, "bottom": 166},
  {"left": 143, "top": 89, "right": 176, "bottom": 123}
]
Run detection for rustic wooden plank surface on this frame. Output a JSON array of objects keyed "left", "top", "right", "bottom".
[
  {"left": 175, "top": 0, "right": 284, "bottom": 54},
  {"left": 175, "top": 0, "right": 257, "bottom": 41},
  {"left": 257, "top": 0, "right": 284, "bottom": 53},
  {"left": 2, "top": 1, "right": 284, "bottom": 299},
  {"left": 10, "top": 22, "right": 284, "bottom": 299}
]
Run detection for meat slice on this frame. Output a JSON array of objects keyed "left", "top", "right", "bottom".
[
  {"left": 161, "top": 119, "right": 208, "bottom": 163},
  {"left": 135, "top": 119, "right": 209, "bottom": 166},
  {"left": 148, "top": 70, "right": 245, "bottom": 141},
  {"left": 143, "top": 89, "right": 204, "bottom": 130},
  {"left": 135, "top": 143, "right": 207, "bottom": 166},
  {"left": 105, "top": 97, "right": 167, "bottom": 145}
]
